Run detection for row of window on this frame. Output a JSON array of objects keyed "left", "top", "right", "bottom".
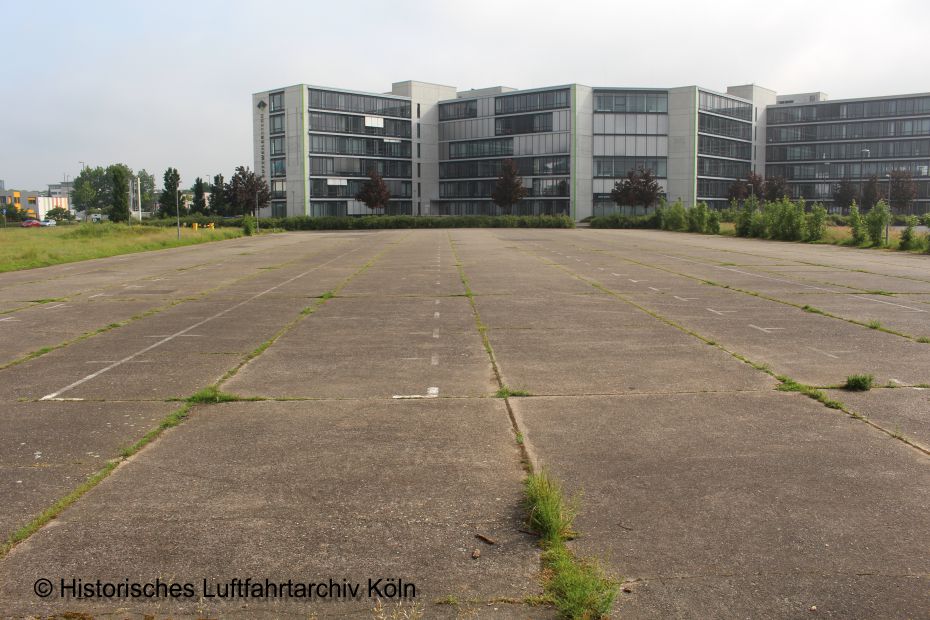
[
  {"left": 698, "top": 135, "right": 752, "bottom": 160},
  {"left": 697, "top": 178, "right": 738, "bottom": 199},
  {"left": 270, "top": 114, "right": 284, "bottom": 134},
  {"left": 784, "top": 181, "right": 930, "bottom": 201},
  {"left": 766, "top": 118, "right": 930, "bottom": 143},
  {"left": 309, "top": 112, "right": 411, "bottom": 138},
  {"left": 271, "top": 136, "right": 285, "bottom": 156},
  {"left": 440, "top": 110, "right": 570, "bottom": 142},
  {"left": 495, "top": 112, "right": 553, "bottom": 136},
  {"left": 699, "top": 91, "right": 752, "bottom": 121},
  {"left": 768, "top": 96, "right": 930, "bottom": 125},
  {"left": 308, "top": 89, "right": 411, "bottom": 118},
  {"left": 309, "top": 157, "right": 412, "bottom": 178},
  {"left": 594, "top": 156, "right": 667, "bottom": 178},
  {"left": 767, "top": 139, "right": 930, "bottom": 162},
  {"left": 593, "top": 113, "right": 668, "bottom": 136},
  {"left": 439, "top": 156, "right": 570, "bottom": 179},
  {"left": 495, "top": 89, "right": 570, "bottom": 115},
  {"left": 593, "top": 135, "right": 668, "bottom": 158},
  {"left": 438, "top": 177, "right": 569, "bottom": 199},
  {"left": 309, "top": 135, "right": 411, "bottom": 158},
  {"left": 431, "top": 200, "right": 570, "bottom": 216},
  {"left": 270, "top": 92, "right": 284, "bottom": 112},
  {"left": 448, "top": 137, "right": 513, "bottom": 159},
  {"left": 593, "top": 92, "right": 668, "bottom": 114},
  {"left": 270, "top": 180, "right": 286, "bottom": 198},
  {"left": 766, "top": 161, "right": 930, "bottom": 180},
  {"left": 310, "top": 178, "right": 411, "bottom": 199},
  {"left": 439, "top": 99, "right": 477, "bottom": 121},
  {"left": 697, "top": 157, "right": 751, "bottom": 180},
  {"left": 307, "top": 200, "right": 414, "bottom": 216},
  {"left": 699, "top": 113, "right": 752, "bottom": 141}
]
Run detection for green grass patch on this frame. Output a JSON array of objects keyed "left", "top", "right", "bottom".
[
  {"left": 0, "top": 223, "right": 242, "bottom": 272},
  {"left": 496, "top": 386, "right": 532, "bottom": 398},
  {"left": 187, "top": 386, "right": 242, "bottom": 404},
  {"left": 802, "top": 305, "right": 825, "bottom": 315},
  {"left": 844, "top": 374, "right": 874, "bottom": 391},
  {"left": 524, "top": 471, "right": 577, "bottom": 548},
  {"left": 867, "top": 320, "right": 882, "bottom": 330},
  {"left": 866, "top": 290, "right": 894, "bottom": 296},
  {"left": 917, "top": 337, "right": 930, "bottom": 344}
]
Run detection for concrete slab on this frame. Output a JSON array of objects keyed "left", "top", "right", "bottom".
[
  {"left": 0, "top": 399, "right": 542, "bottom": 617},
  {"left": 513, "top": 392, "right": 930, "bottom": 618},
  {"left": 0, "top": 400, "right": 175, "bottom": 540},
  {"left": 825, "top": 387, "right": 930, "bottom": 450}
]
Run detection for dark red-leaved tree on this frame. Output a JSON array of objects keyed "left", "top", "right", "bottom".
[
  {"left": 355, "top": 168, "right": 392, "bottom": 212},
  {"left": 491, "top": 159, "right": 527, "bottom": 215}
]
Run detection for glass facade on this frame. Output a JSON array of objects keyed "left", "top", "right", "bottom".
[
  {"left": 448, "top": 138, "right": 514, "bottom": 159},
  {"left": 439, "top": 99, "right": 477, "bottom": 121},
  {"left": 767, "top": 96, "right": 930, "bottom": 125},
  {"left": 309, "top": 134, "right": 411, "bottom": 158},
  {"left": 309, "top": 88, "right": 410, "bottom": 118},
  {"left": 495, "top": 113, "right": 553, "bottom": 136},
  {"left": 439, "top": 156, "right": 569, "bottom": 179},
  {"left": 697, "top": 91, "right": 753, "bottom": 207},
  {"left": 699, "top": 92, "right": 752, "bottom": 120},
  {"left": 310, "top": 156, "right": 412, "bottom": 178},
  {"left": 309, "top": 112, "right": 411, "bottom": 138},
  {"left": 495, "top": 89, "right": 570, "bottom": 115},
  {"left": 310, "top": 178, "right": 411, "bottom": 199},
  {"left": 594, "top": 157, "right": 667, "bottom": 178},
  {"left": 594, "top": 92, "right": 668, "bottom": 113}
]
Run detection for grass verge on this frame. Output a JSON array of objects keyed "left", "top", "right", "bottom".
[{"left": 0, "top": 223, "right": 243, "bottom": 273}]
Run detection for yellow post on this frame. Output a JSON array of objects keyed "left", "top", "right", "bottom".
[{"left": 192, "top": 222, "right": 198, "bottom": 231}]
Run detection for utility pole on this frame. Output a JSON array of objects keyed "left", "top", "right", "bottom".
[{"left": 176, "top": 187, "right": 181, "bottom": 240}]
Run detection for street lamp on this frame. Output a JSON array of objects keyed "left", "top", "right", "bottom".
[
  {"left": 885, "top": 172, "right": 893, "bottom": 245},
  {"left": 176, "top": 186, "right": 181, "bottom": 240}
]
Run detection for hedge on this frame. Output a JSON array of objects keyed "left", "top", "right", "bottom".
[{"left": 143, "top": 214, "right": 575, "bottom": 230}]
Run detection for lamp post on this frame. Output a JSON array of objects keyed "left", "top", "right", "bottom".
[
  {"left": 885, "top": 173, "right": 893, "bottom": 245},
  {"left": 176, "top": 186, "right": 181, "bottom": 240}
]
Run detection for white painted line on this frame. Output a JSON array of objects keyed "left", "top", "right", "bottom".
[
  {"left": 123, "top": 285, "right": 144, "bottom": 289},
  {"left": 427, "top": 386, "right": 439, "bottom": 397},
  {"left": 598, "top": 267, "right": 605, "bottom": 271},
  {"left": 629, "top": 279, "right": 646, "bottom": 283},
  {"left": 145, "top": 334, "right": 204, "bottom": 338},
  {"left": 805, "top": 346, "right": 839, "bottom": 359},
  {"left": 611, "top": 273, "right": 627, "bottom": 277},
  {"left": 39, "top": 247, "right": 360, "bottom": 401},
  {"left": 435, "top": 299, "right": 440, "bottom": 305},
  {"left": 431, "top": 354, "right": 439, "bottom": 366},
  {"left": 392, "top": 386, "right": 440, "bottom": 399},
  {"left": 858, "top": 296, "right": 927, "bottom": 313},
  {"left": 43, "top": 304, "right": 71, "bottom": 310},
  {"left": 88, "top": 293, "right": 112, "bottom": 299},
  {"left": 0, "top": 317, "right": 21, "bottom": 322},
  {"left": 648, "top": 287, "right": 668, "bottom": 292},
  {"left": 748, "top": 324, "right": 786, "bottom": 333},
  {"left": 706, "top": 308, "right": 736, "bottom": 315},
  {"left": 432, "top": 328, "right": 440, "bottom": 339},
  {"left": 43, "top": 397, "right": 85, "bottom": 401},
  {"left": 674, "top": 296, "right": 698, "bottom": 302},
  {"left": 434, "top": 312, "right": 440, "bottom": 319}
]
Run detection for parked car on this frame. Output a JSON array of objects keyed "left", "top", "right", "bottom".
[
  {"left": 20, "top": 219, "right": 41, "bottom": 227},
  {"left": 40, "top": 219, "right": 57, "bottom": 227}
]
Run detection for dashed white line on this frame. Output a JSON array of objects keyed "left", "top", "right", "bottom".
[
  {"left": 431, "top": 354, "right": 439, "bottom": 366},
  {"left": 432, "top": 328, "right": 440, "bottom": 339},
  {"left": 706, "top": 308, "right": 737, "bottom": 315},
  {"left": 748, "top": 324, "right": 785, "bottom": 333}
]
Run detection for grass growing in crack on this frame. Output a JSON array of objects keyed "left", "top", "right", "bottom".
[
  {"left": 188, "top": 386, "right": 242, "bottom": 403},
  {"left": 524, "top": 471, "right": 618, "bottom": 619},
  {"left": 319, "top": 290, "right": 335, "bottom": 300},
  {"left": 917, "top": 336, "right": 930, "bottom": 344},
  {"left": 866, "top": 290, "right": 893, "bottom": 296},
  {"left": 515, "top": 432, "right": 525, "bottom": 445},
  {"left": 802, "top": 305, "right": 825, "bottom": 315},
  {"left": 776, "top": 377, "right": 844, "bottom": 409},
  {"left": 496, "top": 386, "right": 532, "bottom": 398},
  {"left": 845, "top": 374, "right": 874, "bottom": 391},
  {"left": 867, "top": 320, "right": 882, "bottom": 330}
]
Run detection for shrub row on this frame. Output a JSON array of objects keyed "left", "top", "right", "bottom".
[{"left": 143, "top": 214, "right": 575, "bottom": 230}]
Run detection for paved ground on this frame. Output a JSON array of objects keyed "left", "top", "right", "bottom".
[{"left": 0, "top": 229, "right": 928, "bottom": 618}]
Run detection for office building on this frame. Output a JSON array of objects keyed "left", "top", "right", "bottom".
[{"left": 254, "top": 80, "right": 929, "bottom": 219}]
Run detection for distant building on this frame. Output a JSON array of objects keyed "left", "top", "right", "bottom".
[
  {"left": 0, "top": 190, "right": 70, "bottom": 219},
  {"left": 0, "top": 179, "right": 5, "bottom": 191},
  {"left": 253, "top": 80, "right": 930, "bottom": 218}
]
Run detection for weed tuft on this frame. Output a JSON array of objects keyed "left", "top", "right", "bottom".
[
  {"left": 496, "top": 386, "right": 531, "bottom": 398},
  {"left": 524, "top": 471, "right": 577, "bottom": 547},
  {"left": 188, "top": 386, "right": 241, "bottom": 403},
  {"left": 867, "top": 320, "right": 882, "bottom": 330},
  {"left": 802, "top": 305, "right": 824, "bottom": 315},
  {"left": 844, "top": 374, "right": 874, "bottom": 391},
  {"left": 917, "top": 337, "right": 930, "bottom": 344},
  {"left": 542, "top": 546, "right": 618, "bottom": 620}
]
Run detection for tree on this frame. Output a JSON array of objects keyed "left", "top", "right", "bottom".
[
  {"left": 611, "top": 168, "right": 661, "bottom": 208},
  {"left": 71, "top": 166, "right": 109, "bottom": 215},
  {"left": 728, "top": 172, "right": 764, "bottom": 204},
  {"left": 208, "top": 174, "right": 228, "bottom": 215},
  {"left": 763, "top": 176, "right": 789, "bottom": 202},
  {"left": 227, "top": 165, "right": 270, "bottom": 217},
  {"left": 160, "top": 167, "right": 181, "bottom": 216},
  {"left": 728, "top": 180, "right": 748, "bottom": 203},
  {"left": 192, "top": 177, "right": 207, "bottom": 214},
  {"left": 832, "top": 177, "right": 858, "bottom": 211},
  {"left": 46, "top": 206, "right": 74, "bottom": 223},
  {"left": 865, "top": 199, "right": 890, "bottom": 245},
  {"left": 848, "top": 201, "right": 866, "bottom": 244},
  {"left": 490, "top": 159, "right": 527, "bottom": 214},
  {"left": 354, "top": 167, "right": 392, "bottom": 213},
  {"left": 861, "top": 176, "right": 880, "bottom": 210},
  {"left": 137, "top": 169, "right": 156, "bottom": 212},
  {"left": 107, "top": 164, "right": 132, "bottom": 222},
  {"left": 888, "top": 170, "right": 916, "bottom": 212}
]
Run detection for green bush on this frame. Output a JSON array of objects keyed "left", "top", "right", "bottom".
[
  {"left": 707, "top": 209, "right": 721, "bottom": 234},
  {"left": 865, "top": 200, "right": 890, "bottom": 246},
  {"left": 749, "top": 209, "right": 767, "bottom": 238},
  {"left": 589, "top": 212, "right": 660, "bottom": 229},
  {"left": 719, "top": 205, "right": 737, "bottom": 223},
  {"left": 805, "top": 203, "right": 827, "bottom": 242},
  {"left": 844, "top": 374, "right": 874, "bottom": 391},
  {"left": 899, "top": 215, "right": 919, "bottom": 250},
  {"left": 687, "top": 202, "right": 709, "bottom": 233},
  {"left": 735, "top": 196, "right": 758, "bottom": 237},
  {"left": 848, "top": 201, "right": 866, "bottom": 245},
  {"left": 662, "top": 199, "right": 687, "bottom": 231},
  {"left": 144, "top": 214, "right": 576, "bottom": 230},
  {"left": 241, "top": 215, "right": 256, "bottom": 236}
]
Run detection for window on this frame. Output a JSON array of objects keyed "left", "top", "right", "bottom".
[
  {"left": 417, "top": 123, "right": 421, "bottom": 138},
  {"left": 417, "top": 103, "right": 421, "bottom": 118},
  {"left": 594, "top": 157, "right": 667, "bottom": 178},
  {"left": 417, "top": 163, "right": 421, "bottom": 177},
  {"left": 449, "top": 138, "right": 513, "bottom": 159},
  {"left": 308, "top": 112, "right": 410, "bottom": 138},
  {"left": 270, "top": 114, "right": 285, "bottom": 134},
  {"left": 439, "top": 99, "right": 477, "bottom": 120},
  {"left": 270, "top": 136, "right": 285, "bottom": 155},
  {"left": 495, "top": 113, "right": 553, "bottom": 136},
  {"left": 309, "top": 134, "right": 411, "bottom": 158},
  {"left": 417, "top": 143, "right": 421, "bottom": 158},
  {"left": 271, "top": 202, "right": 287, "bottom": 217},
  {"left": 269, "top": 91, "right": 284, "bottom": 112},
  {"left": 309, "top": 157, "right": 412, "bottom": 178},
  {"left": 270, "top": 158, "right": 286, "bottom": 177},
  {"left": 271, "top": 180, "right": 287, "bottom": 198},
  {"left": 698, "top": 92, "right": 752, "bottom": 121},
  {"left": 308, "top": 88, "right": 410, "bottom": 118},
  {"left": 594, "top": 91, "right": 668, "bottom": 113},
  {"left": 495, "top": 89, "right": 570, "bottom": 115},
  {"left": 439, "top": 155, "right": 569, "bottom": 178},
  {"left": 698, "top": 113, "right": 751, "bottom": 141}
]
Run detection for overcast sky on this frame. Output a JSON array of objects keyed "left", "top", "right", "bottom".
[{"left": 4, "top": 0, "right": 929, "bottom": 190}]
